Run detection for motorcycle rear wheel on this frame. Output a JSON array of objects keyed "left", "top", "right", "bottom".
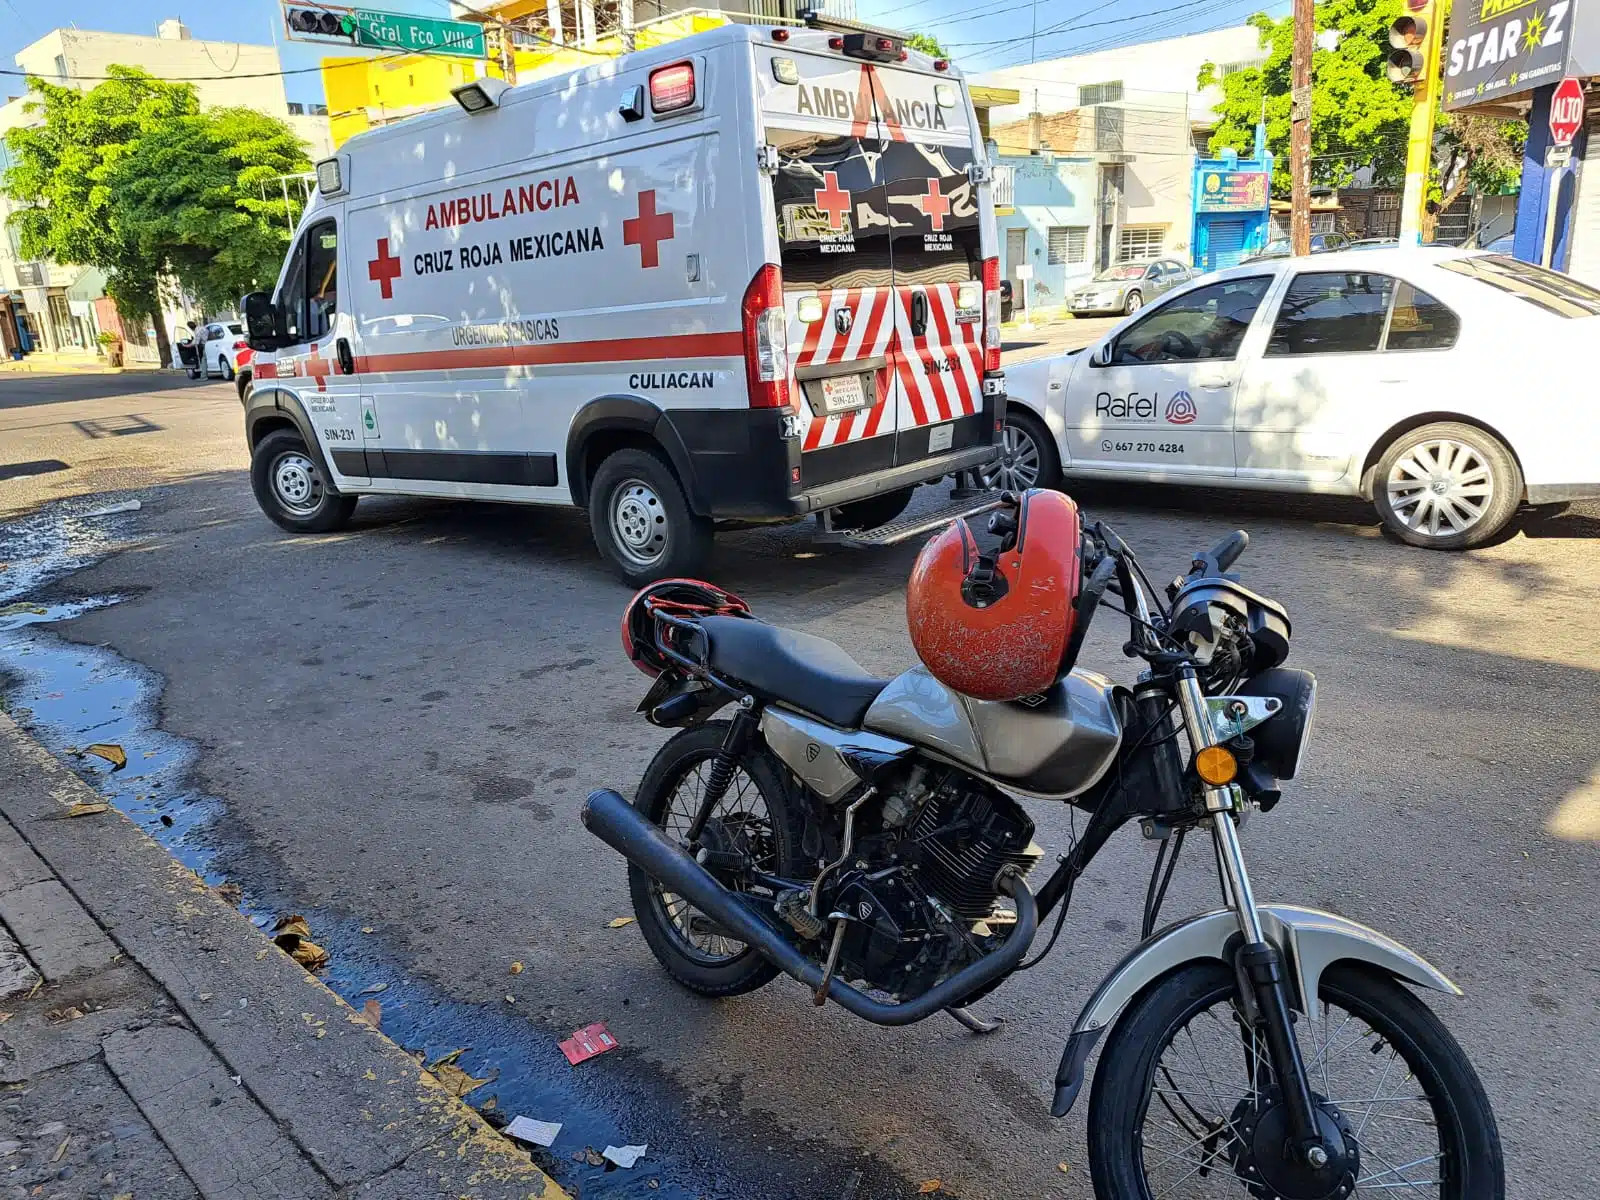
[
  {"left": 628, "top": 722, "right": 808, "bottom": 997},
  {"left": 1087, "top": 960, "right": 1503, "bottom": 1199}
]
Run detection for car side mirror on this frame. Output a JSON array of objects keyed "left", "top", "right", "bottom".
[
  {"left": 242, "top": 292, "right": 281, "bottom": 352},
  {"left": 1089, "top": 343, "right": 1112, "bottom": 368}
]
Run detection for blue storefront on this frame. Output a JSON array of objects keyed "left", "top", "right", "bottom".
[{"left": 1191, "top": 128, "right": 1273, "bottom": 272}]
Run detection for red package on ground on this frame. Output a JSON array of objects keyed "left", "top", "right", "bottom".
[{"left": 559, "top": 1021, "right": 618, "bottom": 1066}]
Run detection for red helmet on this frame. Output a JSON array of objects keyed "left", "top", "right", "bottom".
[
  {"left": 906, "top": 490, "right": 1084, "bottom": 702},
  {"left": 621, "top": 578, "right": 751, "bottom": 677}
]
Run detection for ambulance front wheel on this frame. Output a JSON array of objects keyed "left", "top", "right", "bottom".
[
  {"left": 589, "top": 448, "right": 713, "bottom": 585},
  {"left": 250, "top": 429, "right": 357, "bottom": 535}
]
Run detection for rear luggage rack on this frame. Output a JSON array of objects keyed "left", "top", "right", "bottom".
[{"left": 819, "top": 489, "right": 1006, "bottom": 547}]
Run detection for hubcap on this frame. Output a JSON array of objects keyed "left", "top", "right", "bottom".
[
  {"left": 1386, "top": 438, "right": 1494, "bottom": 539},
  {"left": 979, "top": 422, "right": 1042, "bottom": 492},
  {"left": 611, "top": 479, "right": 668, "bottom": 566},
  {"left": 271, "top": 451, "right": 322, "bottom": 515}
]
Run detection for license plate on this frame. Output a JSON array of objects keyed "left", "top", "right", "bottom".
[
  {"left": 820, "top": 374, "right": 867, "bottom": 414},
  {"left": 928, "top": 423, "right": 954, "bottom": 453}
]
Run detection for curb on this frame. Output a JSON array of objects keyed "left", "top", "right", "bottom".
[{"left": 0, "top": 711, "right": 570, "bottom": 1200}]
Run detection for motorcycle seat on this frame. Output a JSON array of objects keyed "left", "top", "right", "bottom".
[{"left": 696, "top": 615, "right": 888, "bottom": 729}]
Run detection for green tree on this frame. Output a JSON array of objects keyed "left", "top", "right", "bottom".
[
  {"left": 109, "top": 106, "right": 309, "bottom": 314},
  {"left": 1199, "top": 0, "right": 1412, "bottom": 195},
  {"left": 1200, "top": 0, "right": 1524, "bottom": 238},
  {"left": 908, "top": 33, "right": 950, "bottom": 59},
  {"left": 3, "top": 67, "right": 195, "bottom": 362},
  {"left": 2, "top": 67, "right": 309, "bottom": 358}
]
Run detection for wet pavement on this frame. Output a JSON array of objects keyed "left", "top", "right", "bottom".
[{"left": 2, "top": 372, "right": 1599, "bottom": 1199}]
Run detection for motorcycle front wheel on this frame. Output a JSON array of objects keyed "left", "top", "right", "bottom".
[
  {"left": 1087, "top": 960, "right": 1503, "bottom": 1199},
  {"left": 627, "top": 722, "right": 807, "bottom": 998}
]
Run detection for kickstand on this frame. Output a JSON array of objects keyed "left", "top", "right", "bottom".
[{"left": 946, "top": 1005, "right": 1004, "bottom": 1035}]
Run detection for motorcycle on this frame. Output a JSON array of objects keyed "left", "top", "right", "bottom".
[{"left": 583, "top": 498, "right": 1503, "bottom": 1198}]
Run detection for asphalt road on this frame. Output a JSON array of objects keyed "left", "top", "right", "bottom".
[{"left": 2, "top": 369, "right": 1598, "bottom": 1199}]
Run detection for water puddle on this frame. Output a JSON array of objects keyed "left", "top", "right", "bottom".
[{"left": 0, "top": 499, "right": 902, "bottom": 1200}]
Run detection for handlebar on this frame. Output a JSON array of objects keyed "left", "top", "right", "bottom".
[{"left": 1189, "top": 530, "right": 1249, "bottom": 581}]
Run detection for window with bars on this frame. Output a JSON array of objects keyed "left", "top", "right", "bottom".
[
  {"left": 1081, "top": 80, "right": 1124, "bottom": 106},
  {"left": 1118, "top": 226, "right": 1165, "bottom": 261},
  {"left": 1047, "top": 226, "right": 1088, "bottom": 265}
]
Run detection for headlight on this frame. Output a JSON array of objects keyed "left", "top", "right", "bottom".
[{"left": 1237, "top": 667, "right": 1316, "bottom": 780}]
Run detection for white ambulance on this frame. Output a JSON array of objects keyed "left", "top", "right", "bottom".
[{"left": 240, "top": 16, "right": 1006, "bottom": 583}]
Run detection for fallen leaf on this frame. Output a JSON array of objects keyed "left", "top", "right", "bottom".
[
  {"left": 255, "top": 949, "right": 269, "bottom": 961},
  {"left": 82, "top": 743, "right": 127, "bottom": 770},
  {"left": 356, "top": 982, "right": 388, "bottom": 997},
  {"left": 0, "top": 602, "right": 47, "bottom": 617},
  {"left": 0, "top": 1013, "right": 12, "bottom": 1024},
  {"left": 426, "top": 1049, "right": 496, "bottom": 1098},
  {"left": 1057, "top": 1162, "right": 1071, "bottom": 1174},
  {"left": 480, "top": 1095, "right": 497, "bottom": 1112},
  {"left": 505, "top": 995, "right": 515, "bottom": 1004},
  {"left": 509, "top": 961, "right": 524, "bottom": 975},
  {"left": 919, "top": 1182, "right": 942, "bottom": 1194},
  {"left": 65, "top": 802, "right": 109, "bottom": 818},
  {"left": 583, "top": 1148, "right": 606, "bottom": 1167},
  {"left": 315, "top": 1028, "right": 327, "bottom": 1039},
  {"left": 290, "top": 940, "right": 330, "bottom": 970},
  {"left": 607, "top": 916, "right": 636, "bottom": 929},
  {"left": 360, "top": 926, "right": 376, "bottom": 934},
  {"left": 272, "top": 914, "right": 311, "bottom": 940},
  {"left": 51, "top": 1137, "right": 69, "bottom": 1163},
  {"left": 45, "top": 1007, "right": 85, "bottom": 1024},
  {"left": 215, "top": 883, "right": 243, "bottom": 905},
  {"left": 361, "top": 999, "right": 382, "bottom": 1029}
]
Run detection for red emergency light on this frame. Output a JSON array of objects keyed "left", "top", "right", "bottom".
[{"left": 649, "top": 62, "right": 696, "bottom": 113}]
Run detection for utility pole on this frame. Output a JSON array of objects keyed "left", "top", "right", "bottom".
[{"left": 1289, "top": 0, "right": 1313, "bottom": 255}]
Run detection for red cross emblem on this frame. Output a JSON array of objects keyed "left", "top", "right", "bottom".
[
  {"left": 302, "top": 341, "right": 335, "bottom": 392},
  {"left": 367, "top": 238, "right": 402, "bottom": 300},
  {"left": 814, "top": 171, "right": 851, "bottom": 232},
  {"left": 919, "top": 179, "right": 951, "bottom": 232},
  {"left": 623, "top": 190, "right": 675, "bottom": 270}
]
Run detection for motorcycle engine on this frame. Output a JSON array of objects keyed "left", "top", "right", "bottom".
[{"left": 829, "top": 775, "right": 1043, "bottom": 1000}]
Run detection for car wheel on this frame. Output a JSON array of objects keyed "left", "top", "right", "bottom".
[
  {"left": 1373, "top": 422, "right": 1522, "bottom": 550},
  {"left": 220, "top": 357, "right": 235, "bottom": 381},
  {"left": 1123, "top": 290, "right": 1143, "bottom": 314},
  {"left": 978, "top": 408, "right": 1062, "bottom": 493},
  {"left": 589, "top": 448, "right": 713, "bottom": 586},
  {"left": 250, "top": 429, "right": 357, "bottom": 534},
  {"left": 236, "top": 371, "right": 252, "bottom": 403}
]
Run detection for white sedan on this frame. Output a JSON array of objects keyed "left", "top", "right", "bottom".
[{"left": 994, "top": 247, "right": 1600, "bottom": 549}]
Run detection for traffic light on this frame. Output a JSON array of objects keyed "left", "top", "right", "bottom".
[
  {"left": 1386, "top": 0, "right": 1431, "bottom": 85},
  {"left": 285, "top": 7, "right": 355, "bottom": 41}
]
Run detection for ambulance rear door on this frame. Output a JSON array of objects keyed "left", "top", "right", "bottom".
[{"left": 760, "top": 46, "right": 992, "bottom": 491}]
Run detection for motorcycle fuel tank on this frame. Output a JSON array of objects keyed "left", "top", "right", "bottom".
[{"left": 862, "top": 666, "right": 1123, "bottom": 799}]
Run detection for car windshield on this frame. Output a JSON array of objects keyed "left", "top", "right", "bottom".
[
  {"left": 1439, "top": 254, "right": 1600, "bottom": 318},
  {"left": 1093, "top": 265, "right": 1147, "bottom": 282}
]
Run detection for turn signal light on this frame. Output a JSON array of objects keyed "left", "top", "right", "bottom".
[{"left": 1195, "top": 746, "right": 1238, "bottom": 786}]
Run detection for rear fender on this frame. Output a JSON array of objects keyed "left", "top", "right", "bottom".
[{"left": 1049, "top": 904, "right": 1460, "bottom": 1118}]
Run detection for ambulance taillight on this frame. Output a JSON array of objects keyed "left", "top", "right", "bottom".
[
  {"left": 741, "top": 265, "right": 794, "bottom": 411},
  {"left": 982, "top": 257, "right": 1002, "bottom": 373},
  {"left": 649, "top": 62, "right": 696, "bottom": 113}
]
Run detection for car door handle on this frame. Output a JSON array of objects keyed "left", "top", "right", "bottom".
[
  {"left": 1195, "top": 374, "right": 1233, "bottom": 388},
  {"left": 336, "top": 337, "right": 355, "bottom": 375}
]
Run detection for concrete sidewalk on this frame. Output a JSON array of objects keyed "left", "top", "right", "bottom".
[{"left": 0, "top": 713, "right": 568, "bottom": 1200}]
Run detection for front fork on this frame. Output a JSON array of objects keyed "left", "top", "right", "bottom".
[{"left": 1172, "top": 668, "right": 1330, "bottom": 1169}]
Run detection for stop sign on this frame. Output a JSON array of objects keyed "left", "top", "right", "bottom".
[{"left": 1550, "top": 77, "right": 1585, "bottom": 148}]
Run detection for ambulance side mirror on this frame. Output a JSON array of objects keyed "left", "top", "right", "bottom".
[{"left": 242, "top": 291, "right": 282, "bottom": 352}]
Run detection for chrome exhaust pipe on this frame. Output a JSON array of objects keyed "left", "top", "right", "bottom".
[{"left": 582, "top": 788, "right": 1038, "bottom": 1025}]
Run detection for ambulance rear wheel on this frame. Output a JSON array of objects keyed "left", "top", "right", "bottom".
[
  {"left": 251, "top": 429, "right": 357, "bottom": 534},
  {"left": 590, "top": 448, "right": 712, "bottom": 585}
]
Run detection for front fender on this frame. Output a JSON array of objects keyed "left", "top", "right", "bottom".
[{"left": 1049, "top": 904, "right": 1459, "bottom": 1118}]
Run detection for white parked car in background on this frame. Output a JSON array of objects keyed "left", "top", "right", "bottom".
[
  {"left": 994, "top": 248, "right": 1600, "bottom": 548},
  {"left": 201, "top": 322, "right": 248, "bottom": 381}
]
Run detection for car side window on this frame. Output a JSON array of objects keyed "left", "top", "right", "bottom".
[
  {"left": 1266, "top": 271, "right": 1395, "bottom": 356},
  {"left": 277, "top": 237, "right": 308, "bottom": 344},
  {"left": 305, "top": 220, "right": 339, "bottom": 341},
  {"left": 1109, "top": 276, "right": 1273, "bottom": 364},
  {"left": 1384, "top": 282, "right": 1459, "bottom": 350}
]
